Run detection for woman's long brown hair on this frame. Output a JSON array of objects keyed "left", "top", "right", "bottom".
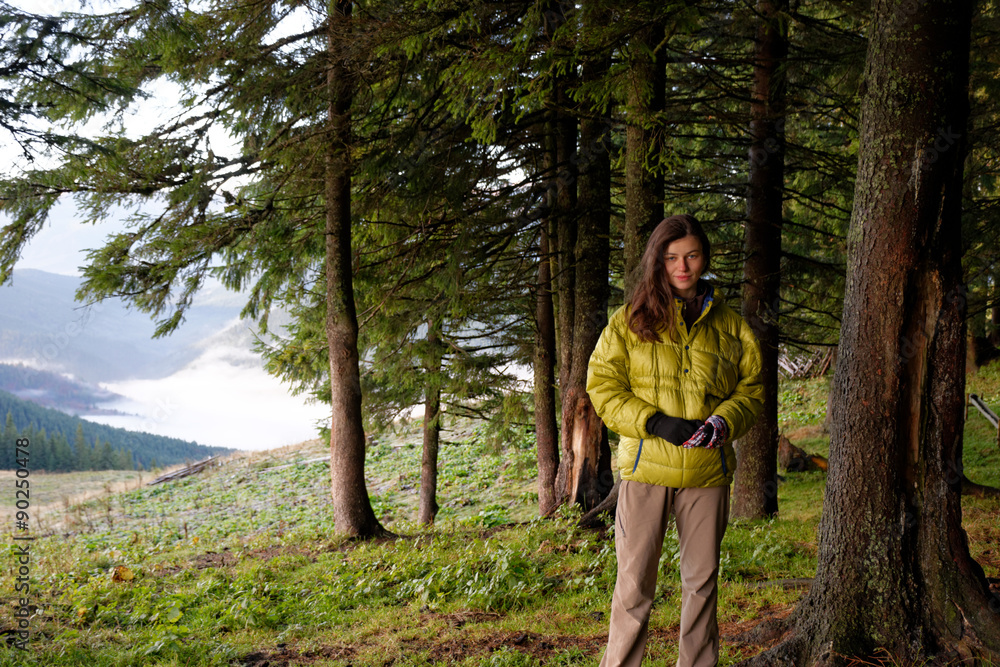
[{"left": 628, "top": 214, "right": 712, "bottom": 342}]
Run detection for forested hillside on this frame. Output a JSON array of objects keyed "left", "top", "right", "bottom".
[{"left": 0, "top": 390, "right": 233, "bottom": 471}]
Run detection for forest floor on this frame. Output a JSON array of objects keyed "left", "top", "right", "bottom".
[{"left": 0, "top": 370, "right": 998, "bottom": 666}]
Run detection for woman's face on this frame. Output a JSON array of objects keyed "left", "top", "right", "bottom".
[{"left": 663, "top": 235, "right": 706, "bottom": 299}]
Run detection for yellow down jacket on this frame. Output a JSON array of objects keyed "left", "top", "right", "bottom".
[{"left": 586, "top": 286, "right": 764, "bottom": 488}]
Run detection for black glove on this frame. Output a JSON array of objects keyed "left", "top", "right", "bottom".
[{"left": 645, "top": 412, "right": 702, "bottom": 445}]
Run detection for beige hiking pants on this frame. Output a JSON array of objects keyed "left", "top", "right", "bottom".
[{"left": 599, "top": 481, "right": 730, "bottom": 667}]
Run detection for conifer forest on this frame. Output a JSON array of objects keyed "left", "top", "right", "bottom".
[{"left": 2, "top": 0, "right": 1000, "bottom": 664}]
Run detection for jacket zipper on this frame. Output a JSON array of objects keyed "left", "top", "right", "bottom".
[{"left": 633, "top": 439, "right": 644, "bottom": 474}]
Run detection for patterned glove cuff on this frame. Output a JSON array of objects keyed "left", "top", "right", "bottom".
[{"left": 706, "top": 415, "right": 728, "bottom": 448}]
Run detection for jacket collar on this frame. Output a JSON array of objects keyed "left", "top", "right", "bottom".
[{"left": 674, "top": 279, "right": 714, "bottom": 322}]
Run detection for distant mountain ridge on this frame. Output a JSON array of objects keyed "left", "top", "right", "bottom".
[
  {"left": 0, "top": 362, "right": 125, "bottom": 415},
  {"left": 0, "top": 269, "right": 242, "bottom": 382}
]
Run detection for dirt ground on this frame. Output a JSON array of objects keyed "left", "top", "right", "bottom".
[{"left": 233, "top": 604, "right": 798, "bottom": 666}]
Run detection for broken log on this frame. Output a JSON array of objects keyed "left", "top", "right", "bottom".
[
  {"left": 777, "top": 435, "right": 828, "bottom": 473},
  {"left": 148, "top": 457, "right": 216, "bottom": 485}
]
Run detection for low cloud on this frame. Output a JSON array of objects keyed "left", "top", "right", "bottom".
[{"left": 83, "top": 340, "right": 330, "bottom": 451}]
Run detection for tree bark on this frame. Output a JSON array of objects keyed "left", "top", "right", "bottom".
[
  {"left": 555, "top": 80, "right": 578, "bottom": 407},
  {"left": 418, "top": 321, "right": 442, "bottom": 525},
  {"left": 623, "top": 19, "right": 665, "bottom": 299},
  {"left": 549, "top": 0, "right": 578, "bottom": 407},
  {"left": 535, "top": 221, "right": 560, "bottom": 515},
  {"left": 325, "top": 0, "right": 386, "bottom": 539},
  {"left": 533, "top": 1, "right": 566, "bottom": 517},
  {"left": 554, "top": 0, "right": 612, "bottom": 512},
  {"left": 741, "top": 0, "right": 1000, "bottom": 661},
  {"left": 578, "top": 480, "right": 618, "bottom": 528},
  {"left": 732, "top": 0, "right": 787, "bottom": 521}
]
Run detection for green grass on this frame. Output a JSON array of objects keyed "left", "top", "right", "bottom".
[
  {"left": 964, "top": 363, "right": 1000, "bottom": 489},
  {"left": 0, "top": 469, "right": 145, "bottom": 532},
  {"left": 779, "top": 375, "right": 831, "bottom": 435},
  {"left": 0, "top": 375, "right": 996, "bottom": 666}
]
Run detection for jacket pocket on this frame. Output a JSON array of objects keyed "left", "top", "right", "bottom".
[{"left": 632, "top": 439, "right": 644, "bottom": 474}]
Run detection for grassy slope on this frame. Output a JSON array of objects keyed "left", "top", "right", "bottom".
[
  {"left": 0, "top": 469, "right": 144, "bottom": 532},
  {"left": 0, "top": 373, "right": 997, "bottom": 666}
]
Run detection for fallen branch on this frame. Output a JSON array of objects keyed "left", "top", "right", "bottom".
[
  {"left": 777, "top": 347, "right": 834, "bottom": 379},
  {"left": 148, "top": 457, "right": 216, "bottom": 485},
  {"left": 968, "top": 393, "right": 999, "bottom": 429}
]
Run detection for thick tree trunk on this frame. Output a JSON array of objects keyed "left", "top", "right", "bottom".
[
  {"left": 623, "top": 20, "right": 665, "bottom": 299},
  {"left": 582, "top": 13, "right": 667, "bottom": 520},
  {"left": 732, "top": 0, "right": 787, "bottom": 521},
  {"left": 325, "top": 0, "right": 386, "bottom": 539},
  {"left": 535, "top": 222, "right": 560, "bottom": 515},
  {"left": 418, "top": 321, "right": 442, "bottom": 525},
  {"left": 741, "top": 0, "right": 1000, "bottom": 662},
  {"left": 554, "top": 0, "right": 612, "bottom": 511},
  {"left": 551, "top": 0, "right": 578, "bottom": 404},
  {"left": 535, "top": 1, "right": 570, "bottom": 516},
  {"left": 555, "top": 86, "right": 578, "bottom": 404}
]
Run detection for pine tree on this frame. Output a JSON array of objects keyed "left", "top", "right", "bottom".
[
  {"left": 0, "top": 0, "right": 402, "bottom": 536},
  {"left": 50, "top": 432, "right": 72, "bottom": 472},
  {"left": 73, "top": 424, "right": 90, "bottom": 471},
  {"left": 732, "top": 0, "right": 789, "bottom": 520},
  {"left": 34, "top": 427, "right": 48, "bottom": 470},
  {"left": 1, "top": 411, "right": 17, "bottom": 469},
  {"left": 746, "top": 0, "right": 1000, "bottom": 659},
  {"left": 0, "top": 3, "right": 141, "bottom": 160},
  {"left": 97, "top": 437, "right": 114, "bottom": 470},
  {"left": 0, "top": 0, "right": 907, "bottom": 537},
  {"left": 34, "top": 431, "right": 51, "bottom": 471}
]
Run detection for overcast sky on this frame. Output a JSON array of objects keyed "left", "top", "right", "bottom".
[{"left": 17, "top": 199, "right": 115, "bottom": 277}]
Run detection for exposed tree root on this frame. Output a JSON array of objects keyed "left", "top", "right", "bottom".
[
  {"left": 731, "top": 617, "right": 792, "bottom": 650},
  {"left": 577, "top": 480, "right": 619, "bottom": 528},
  {"left": 733, "top": 599, "right": 1000, "bottom": 667},
  {"left": 961, "top": 476, "right": 1000, "bottom": 498},
  {"left": 735, "top": 629, "right": 812, "bottom": 666},
  {"left": 345, "top": 526, "right": 397, "bottom": 541}
]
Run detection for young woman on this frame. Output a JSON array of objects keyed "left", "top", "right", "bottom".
[{"left": 587, "top": 214, "right": 764, "bottom": 667}]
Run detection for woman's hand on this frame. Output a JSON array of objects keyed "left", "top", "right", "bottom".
[
  {"left": 683, "top": 415, "right": 728, "bottom": 449},
  {"left": 646, "top": 413, "right": 702, "bottom": 444}
]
